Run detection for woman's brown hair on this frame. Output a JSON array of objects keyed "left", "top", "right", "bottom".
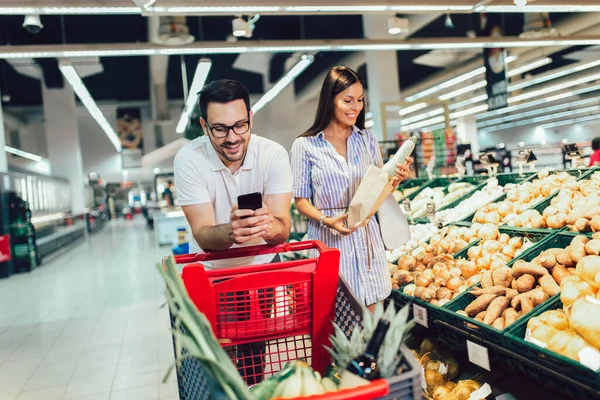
[{"left": 300, "top": 66, "right": 366, "bottom": 137}]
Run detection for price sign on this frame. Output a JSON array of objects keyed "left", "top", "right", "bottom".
[
  {"left": 426, "top": 201, "right": 436, "bottom": 220},
  {"left": 563, "top": 143, "right": 582, "bottom": 160},
  {"left": 466, "top": 340, "right": 491, "bottom": 371},
  {"left": 402, "top": 199, "right": 412, "bottom": 214},
  {"left": 517, "top": 149, "right": 537, "bottom": 164},
  {"left": 413, "top": 304, "right": 428, "bottom": 328}
]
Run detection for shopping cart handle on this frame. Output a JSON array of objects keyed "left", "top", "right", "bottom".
[
  {"left": 275, "top": 379, "right": 389, "bottom": 400},
  {"left": 173, "top": 240, "right": 328, "bottom": 264}
]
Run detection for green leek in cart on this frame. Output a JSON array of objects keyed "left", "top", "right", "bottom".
[{"left": 157, "top": 256, "right": 252, "bottom": 400}]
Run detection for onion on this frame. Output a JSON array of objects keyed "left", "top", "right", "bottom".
[
  {"left": 398, "top": 254, "right": 417, "bottom": 271},
  {"left": 449, "top": 267, "right": 462, "bottom": 277},
  {"left": 460, "top": 261, "right": 478, "bottom": 279},
  {"left": 468, "top": 246, "right": 482, "bottom": 260},
  {"left": 466, "top": 274, "right": 482, "bottom": 286},
  {"left": 414, "top": 286, "right": 425, "bottom": 299},
  {"left": 502, "top": 244, "right": 516, "bottom": 258},
  {"left": 482, "top": 240, "right": 501, "bottom": 254},
  {"left": 446, "top": 276, "right": 463, "bottom": 291},
  {"left": 437, "top": 287, "right": 453, "bottom": 300},
  {"left": 509, "top": 237, "right": 523, "bottom": 249},
  {"left": 479, "top": 224, "right": 499, "bottom": 241},
  {"left": 471, "top": 222, "right": 482, "bottom": 233},
  {"left": 438, "top": 299, "right": 451, "bottom": 306},
  {"left": 403, "top": 283, "right": 416, "bottom": 296},
  {"left": 423, "top": 269, "right": 434, "bottom": 280},
  {"left": 414, "top": 273, "right": 432, "bottom": 287},
  {"left": 498, "top": 233, "right": 510, "bottom": 245}
]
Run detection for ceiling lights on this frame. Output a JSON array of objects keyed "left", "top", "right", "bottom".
[
  {"left": 4, "top": 4, "right": 600, "bottom": 15},
  {"left": 59, "top": 63, "right": 122, "bottom": 152},
  {"left": 399, "top": 102, "right": 427, "bottom": 116},
  {"left": 388, "top": 16, "right": 409, "bottom": 35},
  {"left": 2, "top": 38, "right": 600, "bottom": 60},
  {"left": 482, "top": 105, "right": 600, "bottom": 132},
  {"left": 176, "top": 59, "right": 212, "bottom": 134},
  {"left": 4, "top": 146, "right": 43, "bottom": 162},
  {"left": 541, "top": 113, "right": 600, "bottom": 129},
  {"left": 231, "top": 15, "right": 260, "bottom": 38},
  {"left": 252, "top": 54, "right": 314, "bottom": 114}
]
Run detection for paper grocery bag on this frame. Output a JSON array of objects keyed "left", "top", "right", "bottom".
[
  {"left": 378, "top": 193, "right": 411, "bottom": 250},
  {"left": 348, "top": 165, "right": 394, "bottom": 228}
]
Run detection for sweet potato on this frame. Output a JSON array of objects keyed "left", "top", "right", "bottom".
[
  {"left": 505, "top": 288, "right": 519, "bottom": 302},
  {"left": 531, "top": 289, "right": 550, "bottom": 306},
  {"left": 492, "top": 266, "right": 513, "bottom": 288},
  {"left": 504, "top": 308, "right": 519, "bottom": 327},
  {"left": 465, "top": 294, "right": 498, "bottom": 317},
  {"left": 585, "top": 239, "right": 600, "bottom": 255},
  {"left": 521, "top": 297, "right": 534, "bottom": 315},
  {"left": 512, "top": 261, "right": 549, "bottom": 278},
  {"left": 511, "top": 291, "right": 534, "bottom": 309},
  {"left": 540, "top": 252, "right": 557, "bottom": 269},
  {"left": 481, "top": 271, "right": 494, "bottom": 289},
  {"left": 483, "top": 296, "right": 510, "bottom": 325},
  {"left": 556, "top": 249, "right": 575, "bottom": 267},
  {"left": 492, "top": 317, "right": 506, "bottom": 330},
  {"left": 515, "top": 274, "right": 536, "bottom": 293},
  {"left": 552, "top": 264, "right": 572, "bottom": 285},
  {"left": 569, "top": 240, "right": 587, "bottom": 264},
  {"left": 468, "top": 286, "right": 506, "bottom": 296},
  {"left": 539, "top": 274, "right": 560, "bottom": 297},
  {"left": 474, "top": 311, "right": 486, "bottom": 322}
]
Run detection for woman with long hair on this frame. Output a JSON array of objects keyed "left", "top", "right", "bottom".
[{"left": 290, "top": 66, "right": 412, "bottom": 311}]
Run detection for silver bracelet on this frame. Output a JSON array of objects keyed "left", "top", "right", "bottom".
[{"left": 319, "top": 214, "right": 329, "bottom": 228}]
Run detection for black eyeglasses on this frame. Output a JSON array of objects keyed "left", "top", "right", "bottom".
[{"left": 205, "top": 120, "right": 250, "bottom": 139}]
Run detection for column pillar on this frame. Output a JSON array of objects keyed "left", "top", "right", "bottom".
[
  {"left": 0, "top": 90, "right": 8, "bottom": 172},
  {"left": 456, "top": 115, "right": 480, "bottom": 156},
  {"left": 42, "top": 84, "right": 86, "bottom": 215},
  {"left": 363, "top": 14, "right": 402, "bottom": 141}
]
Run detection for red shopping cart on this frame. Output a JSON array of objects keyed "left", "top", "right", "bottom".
[{"left": 167, "top": 240, "right": 420, "bottom": 400}]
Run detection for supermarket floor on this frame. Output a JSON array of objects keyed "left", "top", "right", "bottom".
[{"left": 0, "top": 218, "right": 179, "bottom": 400}]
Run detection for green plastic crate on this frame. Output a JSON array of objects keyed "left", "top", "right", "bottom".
[
  {"left": 506, "top": 231, "right": 586, "bottom": 268},
  {"left": 434, "top": 227, "right": 556, "bottom": 347},
  {"left": 503, "top": 296, "right": 600, "bottom": 399},
  {"left": 400, "top": 177, "right": 455, "bottom": 202},
  {"left": 390, "top": 227, "right": 482, "bottom": 328},
  {"left": 397, "top": 177, "right": 429, "bottom": 191}
]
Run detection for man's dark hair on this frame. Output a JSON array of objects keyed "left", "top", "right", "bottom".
[
  {"left": 593, "top": 137, "right": 600, "bottom": 151},
  {"left": 198, "top": 79, "right": 251, "bottom": 121}
]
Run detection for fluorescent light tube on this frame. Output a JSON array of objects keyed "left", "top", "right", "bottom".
[
  {"left": 510, "top": 59, "right": 600, "bottom": 92},
  {"left": 401, "top": 107, "right": 445, "bottom": 126},
  {"left": 59, "top": 63, "right": 122, "bottom": 152},
  {"left": 399, "top": 102, "right": 427, "bottom": 116},
  {"left": 176, "top": 59, "right": 212, "bottom": 134},
  {"left": 508, "top": 72, "right": 600, "bottom": 103},
  {"left": 483, "top": 105, "right": 600, "bottom": 132},
  {"left": 4, "top": 145, "right": 43, "bottom": 162},
  {"left": 507, "top": 57, "right": 552, "bottom": 77},
  {"left": 439, "top": 80, "right": 487, "bottom": 100},
  {"left": 484, "top": 5, "right": 600, "bottom": 13},
  {"left": 252, "top": 54, "right": 314, "bottom": 114},
  {"left": 478, "top": 96, "right": 600, "bottom": 128}
]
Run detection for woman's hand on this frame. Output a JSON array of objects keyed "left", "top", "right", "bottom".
[
  {"left": 391, "top": 156, "right": 414, "bottom": 187},
  {"left": 324, "top": 213, "right": 358, "bottom": 236}
]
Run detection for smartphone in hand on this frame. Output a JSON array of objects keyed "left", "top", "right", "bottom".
[{"left": 237, "top": 192, "right": 262, "bottom": 219}]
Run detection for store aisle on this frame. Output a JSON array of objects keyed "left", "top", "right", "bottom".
[{"left": 0, "top": 218, "right": 179, "bottom": 400}]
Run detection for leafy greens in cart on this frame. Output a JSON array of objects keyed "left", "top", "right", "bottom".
[{"left": 157, "top": 256, "right": 252, "bottom": 400}]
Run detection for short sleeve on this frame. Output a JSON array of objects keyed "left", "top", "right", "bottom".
[
  {"left": 264, "top": 145, "right": 293, "bottom": 195},
  {"left": 174, "top": 150, "right": 210, "bottom": 206},
  {"left": 290, "top": 138, "right": 313, "bottom": 199},
  {"left": 366, "top": 129, "right": 384, "bottom": 168}
]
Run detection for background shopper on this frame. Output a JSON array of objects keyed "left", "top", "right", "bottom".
[
  {"left": 290, "top": 66, "right": 411, "bottom": 312},
  {"left": 174, "top": 79, "right": 293, "bottom": 383},
  {"left": 589, "top": 137, "right": 600, "bottom": 167}
]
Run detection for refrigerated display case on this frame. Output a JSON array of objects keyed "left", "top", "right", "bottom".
[{"left": 0, "top": 171, "right": 86, "bottom": 276}]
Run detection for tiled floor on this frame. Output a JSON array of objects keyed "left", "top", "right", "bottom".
[{"left": 0, "top": 218, "right": 180, "bottom": 400}]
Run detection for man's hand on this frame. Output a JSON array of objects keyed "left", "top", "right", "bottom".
[
  {"left": 228, "top": 205, "right": 268, "bottom": 244},
  {"left": 253, "top": 203, "right": 282, "bottom": 242}
]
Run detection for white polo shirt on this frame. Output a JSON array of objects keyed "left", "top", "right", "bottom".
[{"left": 174, "top": 134, "right": 293, "bottom": 269}]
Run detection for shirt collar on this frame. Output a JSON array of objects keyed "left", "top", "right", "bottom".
[
  {"left": 316, "top": 125, "right": 363, "bottom": 139},
  {"left": 205, "top": 134, "right": 256, "bottom": 172}
]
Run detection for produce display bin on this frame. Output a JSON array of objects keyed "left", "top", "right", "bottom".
[
  {"left": 389, "top": 231, "right": 478, "bottom": 328},
  {"left": 400, "top": 177, "right": 454, "bottom": 202},
  {"left": 168, "top": 241, "right": 421, "bottom": 400},
  {"left": 504, "top": 296, "right": 600, "bottom": 399},
  {"left": 433, "top": 227, "right": 557, "bottom": 348},
  {"left": 397, "top": 177, "right": 429, "bottom": 191}
]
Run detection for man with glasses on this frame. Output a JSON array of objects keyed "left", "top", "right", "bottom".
[{"left": 174, "top": 79, "right": 292, "bottom": 383}]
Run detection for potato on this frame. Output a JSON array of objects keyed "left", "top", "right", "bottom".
[
  {"left": 515, "top": 274, "right": 536, "bottom": 293},
  {"left": 575, "top": 218, "right": 591, "bottom": 233},
  {"left": 591, "top": 216, "right": 600, "bottom": 233},
  {"left": 492, "top": 266, "right": 513, "bottom": 288},
  {"left": 539, "top": 252, "right": 557, "bottom": 269},
  {"left": 585, "top": 239, "right": 600, "bottom": 256}
]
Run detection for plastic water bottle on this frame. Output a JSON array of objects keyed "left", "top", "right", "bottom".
[{"left": 382, "top": 136, "right": 417, "bottom": 178}]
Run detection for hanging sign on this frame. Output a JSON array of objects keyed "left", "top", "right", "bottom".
[{"left": 482, "top": 15, "right": 508, "bottom": 111}]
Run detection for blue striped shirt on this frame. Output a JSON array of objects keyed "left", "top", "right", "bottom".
[{"left": 290, "top": 126, "right": 390, "bottom": 305}]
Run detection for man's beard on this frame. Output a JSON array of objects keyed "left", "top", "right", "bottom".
[{"left": 217, "top": 138, "right": 246, "bottom": 162}]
